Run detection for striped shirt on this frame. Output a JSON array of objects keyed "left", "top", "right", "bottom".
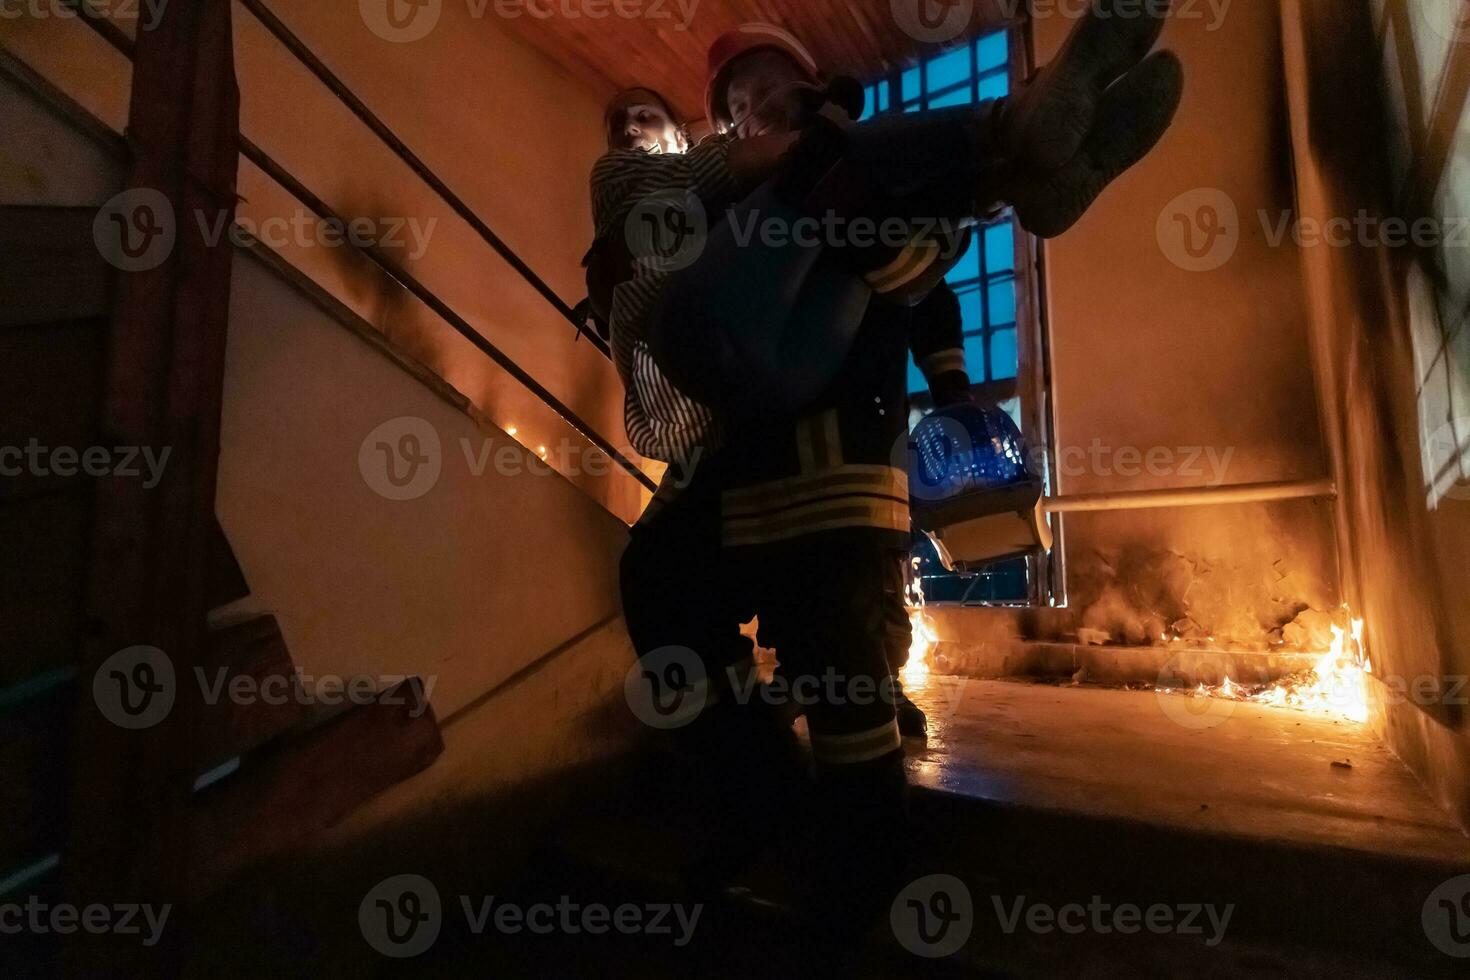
[
  {"left": 590, "top": 138, "right": 740, "bottom": 463},
  {"left": 589, "top": 134, "right": 973, "bottom": 465}
]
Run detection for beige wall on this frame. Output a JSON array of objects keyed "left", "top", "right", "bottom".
[
  {"left": 1282, "top": 0, "right": 1470, "bottom": 828},
  {"left": 1026, "top": 0, "right": 1340, "bottom": 647},
  {"left": 2, "top": 2, "right": 655, "bottom": 522},
  {"left": 216, "top": 252, "right": 631, "bottom": 720}
]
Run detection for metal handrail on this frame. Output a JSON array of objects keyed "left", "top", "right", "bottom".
[
  {"left": 69, "top": 3, "right": 658, "bottom": 495},
  {"left": 236, "top": 0, "right": 610, "bottom": 355}
]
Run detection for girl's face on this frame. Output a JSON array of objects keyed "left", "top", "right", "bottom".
[
  {"left": 724, "top": 51, "right": 812, "bottom": 139},
  {"left": 609, "top": 95, "right": 686, "bottom": 155}
]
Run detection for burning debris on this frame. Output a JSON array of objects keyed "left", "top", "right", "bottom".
[{"left": 1153, "top": 617, "right": 1370, "bottom": 723}]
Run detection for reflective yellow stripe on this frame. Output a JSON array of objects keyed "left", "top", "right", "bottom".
[
  {"left": 796, "top": 415, "right": 818, "bottom": 473},
  {"left": 821, "top": 410, "right": 843, "bottom": 466},
  {"left": 723, "top": 498, "right": 910, "bottom": 548},
  {"left": 810, "top": 719, "right": 903, "bottom": 764},
  {"left": 794, "top": 409, "right": 844, "bottom": 473},
  {"left": 867, "top": 237, "right": 940, "bottom": 293},
  {"left": 864, "top": 241, "right": 918, "bottom": 289},
  {"left": 920, "top": 348, "right": 967, "bottom": 378},
  {"left": 723, "top": 465, "right": 908, "bottom": 517}
]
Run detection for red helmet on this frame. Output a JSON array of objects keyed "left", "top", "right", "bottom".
[{"left": 705, "top": 23, "right": 820, "bottom": 134}]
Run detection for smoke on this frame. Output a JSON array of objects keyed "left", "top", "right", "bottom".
[{"left": 1067, "top": 509, "right": 1339, "bottom": 651}]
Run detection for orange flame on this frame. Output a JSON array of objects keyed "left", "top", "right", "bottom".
[
  {"left": 904, "top": 558, "right": 936, "bottom": 686},
  {"left": 1174, "top": 616, "right": 1370, "bottom": 723}
]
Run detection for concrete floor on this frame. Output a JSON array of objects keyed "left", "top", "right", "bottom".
[
  {"left": 381, "top": 678, "right": 1470, "bottom": 979},
  {"left": 903, "top": 676, "right": 1470, "bottom": 864}
]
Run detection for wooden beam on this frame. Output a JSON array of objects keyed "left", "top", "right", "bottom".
[{"left": 63, "top": 0, "right": 242, "bottom": 973}]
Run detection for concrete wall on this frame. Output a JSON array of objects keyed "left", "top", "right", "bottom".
[
  {"left": 1280, "top": 0, "right": 1470, "bottom": 829},
  {"left": 1022, "top": 0, "right": 1341, "bottom": 649}
]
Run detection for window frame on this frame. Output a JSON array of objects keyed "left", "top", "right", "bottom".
[{"left": 868, "top": 24, "right": 1067, "bottom": 609}]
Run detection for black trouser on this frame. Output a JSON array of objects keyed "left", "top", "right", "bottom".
[
  {"left": 732, "top": 533, "right": 905, "bottom": 766},
  {"left": 729, "top": 531, "right": 912, "bottom": 931},
  {"left": 619, "top": 462, "right": 756, "bottom": 702},
  {"left": 881, "top": 550, "right": 914, "bottom": 680}
]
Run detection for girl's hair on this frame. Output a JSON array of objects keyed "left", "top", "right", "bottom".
[{"left": 603, "top": 87, "right": 686, "bottom": 151}]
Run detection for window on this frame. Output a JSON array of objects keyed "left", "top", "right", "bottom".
[
  {"left": 862, "top": 30, "right": 1055, "bottom": 606},
  {"left": 904, "top": 220, "right": 1020, "bottom": 396}
]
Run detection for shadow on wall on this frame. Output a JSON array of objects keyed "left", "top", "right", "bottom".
[{"left": 315, "top": 186, "right": 441, "bottom": 375}]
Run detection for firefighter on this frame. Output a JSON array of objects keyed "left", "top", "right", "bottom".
[
  {"left": 591, "top": 5, "right": 1182, "bottom": 922},
  {"left": 646, "top": 13, "right": 1182, "bottom": 930}
]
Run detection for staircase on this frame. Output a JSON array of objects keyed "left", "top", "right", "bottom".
[{"left": 0, "top": 206, "right": 446, "bottom": 972}]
